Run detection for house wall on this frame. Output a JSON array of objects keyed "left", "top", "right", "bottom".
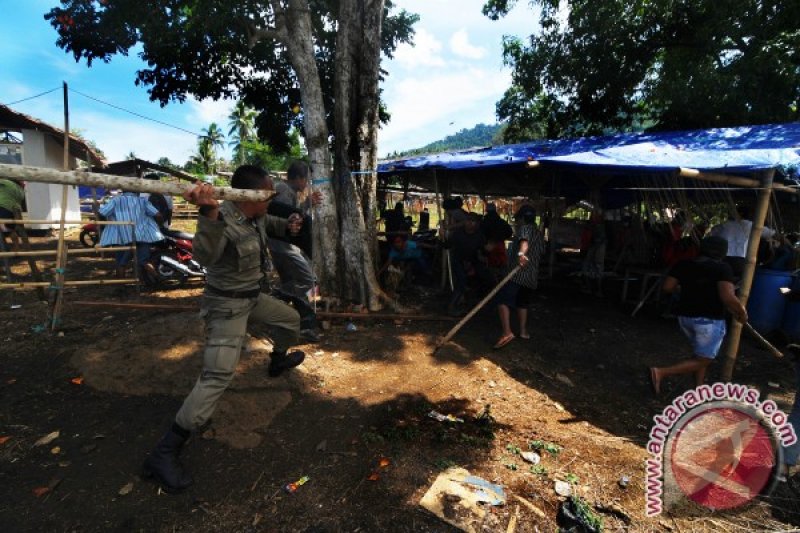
[{"left": 20, "top": 129, "right": 81, "bottom": 229}]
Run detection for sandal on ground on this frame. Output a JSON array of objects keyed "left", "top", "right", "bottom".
[
  {"left": 649, "top": 367, "right": 660, "bottom": 395},
  {"left": 493, "top": 333, "right": 515, "bottom": 349}
]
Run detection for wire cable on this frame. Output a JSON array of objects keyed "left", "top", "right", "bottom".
[
  {"left": 1, "top": 87, "right": 62, "bottom": 107},
  {"left": 69, "top": 87, "right": 202, "bottom": 137}
]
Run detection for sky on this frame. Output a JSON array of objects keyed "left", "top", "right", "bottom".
[{"left": 0, "top": 0, "right": 539, "bottom": 165}]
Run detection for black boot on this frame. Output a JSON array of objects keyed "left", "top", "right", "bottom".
[
  {"left": 268, "top": 350, "right": 306, "bottom": 377},
  {"left": 142, "top": 422, "right": 193, "bottom": 493}
]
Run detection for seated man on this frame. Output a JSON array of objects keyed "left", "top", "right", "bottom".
[
  {"left": 384, "top": 235, "right": 433, "bottom": 287},
  {"left": 447, "top": 213, "right": 493, "bottom": 315}
]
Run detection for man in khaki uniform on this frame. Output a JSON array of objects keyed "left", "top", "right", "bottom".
[{"left": 142, "top": 165, "right": 304, "bottom": 493}]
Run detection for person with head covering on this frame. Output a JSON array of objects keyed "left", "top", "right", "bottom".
[
  {"left": 649, "top": 236, "right": 748, "bottom": 394},
  {"left": 492, "top": 204, "right": 544, "bottom": 349}
]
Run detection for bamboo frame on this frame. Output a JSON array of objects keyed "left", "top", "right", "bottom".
[
  {"left": 0, "top": 279, "right": 136, "bottom": 289},
  {"left": 722, "top": 169, "right": 776, "bottom": 380},
  {"left": 0, "top": 246, "right": 134, "bottom": 258},
  {"left": 0, "top": 163, "right": 276, "bottom": 202}
]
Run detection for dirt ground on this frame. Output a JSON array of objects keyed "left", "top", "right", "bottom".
[{"left": 1, "top": 231, "right": 800, "bottom": 532}]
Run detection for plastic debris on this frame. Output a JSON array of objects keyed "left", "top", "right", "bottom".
[
  {"left": 345, "top": 322, "right": 357, "bottom": 332},
  {"left": 768, "top": 382, "right": 780, "bottom": 389},
  {"left": 283, "top": 475, "right": 309, "bottom": 493},
  {"left": 554, "top": 480, "right": 572, "bottom": 497},
  {"left": 420, "top": 467, "right": 506, "bottom": 532},
  {"left": 427, "top": 410, "right": 464, "bottom": 423},
  {"left": 34, "top": 431, "right": 60, "bottom": 447},
  {"left": 118, "top": 482, "right": 134, "bottom": 496},
  {"left": 618, "top": 475, "right": 630, "bottom": 488},
  {"left": 10, "top": 305, "right": 21, "bottom": 310},
  {"left": 521, "top": 451, "right": 541, "bottom": 465},
  {"left": 555, "top": 374, "right": 575, "bottom": 387}
]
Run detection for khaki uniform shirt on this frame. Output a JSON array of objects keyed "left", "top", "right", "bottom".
[{"left": 193, "top": 201, "right": 289, "bottom": 291}]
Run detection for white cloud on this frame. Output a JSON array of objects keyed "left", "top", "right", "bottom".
[
  {"left": 449, "top": 29, "right": 486, "bottom": 59},
  {"left": 393, "top": 28, "right": 445, "bottom": 68},
  {"left": 379, "top": 66, "right": 510, "bottom": 155},
  {"left": 187, "top": 96, "right": 235, "bottom": 127}
]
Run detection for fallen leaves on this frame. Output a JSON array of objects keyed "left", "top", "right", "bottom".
[
  {"left": 32, "top": 478, "right": 62, "bottom": 498},
  {"left": 0, "top": 436, "right": 10, "bottom": 445},
  {"left": 70, "top": 377, "right": 84, "bottom": 385}
]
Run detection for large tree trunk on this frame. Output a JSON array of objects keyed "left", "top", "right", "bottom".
[
  {"left": 277, "top": 0, "right": 339, "bottom": 297},
  {"left": 332, "top": 0, "right": 386, "bottom": 310}
]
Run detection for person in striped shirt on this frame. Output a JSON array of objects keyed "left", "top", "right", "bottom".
[{"left": 98, "top": 191, "right": 164, "bottom": 279}]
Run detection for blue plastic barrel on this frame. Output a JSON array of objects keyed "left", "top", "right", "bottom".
[
  {"left": 782, "top": 276, "right": 800, "bottom": 341},
  {"left": 747, "top": 269, "right": 792, "bottom": 334}
]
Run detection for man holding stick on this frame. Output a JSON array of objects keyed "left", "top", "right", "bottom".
[{"left": 142, "top": 165, "right": 305, "bottom": 493}]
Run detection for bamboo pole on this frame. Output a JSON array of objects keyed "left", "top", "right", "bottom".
[
  {"left": 0, "top": 219, "right": 136, "bottom": 225},
  {"left": 722, "top": 169, "right": 775, "bottom": 381},
  {"left": 678, "top": 167, "right": 797, "bottom": 195},
  {"left": 50, "top": 81, "right": 70, "bottom": 331},
  {"left": 0, "top": 246, "right": 137, "bottom": 258},
  {"left": 0, "top": 279, "right": 137, "bottom": 289},
  {"left": 433, "top": 265, "right": 522, "bottom": 353},
  {"left": 0, "top": 164, "right": 276, "bottom": 202},
  {"left": 743, "top": 321, "right": 784, "bottom": 358}
]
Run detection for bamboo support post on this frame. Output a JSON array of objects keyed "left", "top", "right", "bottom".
[
  {"left": 0, "top": 164, "right": 276, "bottom": 202},
  {"left": 50, "top": 81, "right": 70, "bottom": 331},
  {"left": 433, "top": 265, "right": 522, "bottom": 353},
  {"left": 722, "top": 169, "right": 775, "bottom": 381}
]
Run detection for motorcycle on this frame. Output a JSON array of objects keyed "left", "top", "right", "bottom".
[{"left": 143, "top": 228, "right": 205, "bottom": 288}]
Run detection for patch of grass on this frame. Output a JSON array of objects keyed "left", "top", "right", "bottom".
[
  {"left": 434, "top": 458, "right": 457, "bottom": 470},
  {"left": 571, "top": 496, "right": 603, "bottom": 532},
  {"left": 529, "top": 439, "right": 561, "bottom": 455},
  {"left": 565, "top": 472, "right": 579, "bottom": 484},
  {"left": 503, "top": 460, "right": 518, "bottom": 471},
  {"left": 530, "top": 465, "right": 547, "bottom": 475},
  {"left": 506, "top": 443, "right": 522, "bottom": 455}
]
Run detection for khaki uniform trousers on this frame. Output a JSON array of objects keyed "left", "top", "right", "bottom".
[{"left": 176, "top": 292, "right": 300, "bottom": 431}]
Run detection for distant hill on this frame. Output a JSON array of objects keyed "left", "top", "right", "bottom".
[{"left": 385, "top": 123, "right": 505, "bottom": 159}]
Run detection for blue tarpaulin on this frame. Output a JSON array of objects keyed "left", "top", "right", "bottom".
[{"left": 377, "top": 123, "right": 800, "bottom": 199}]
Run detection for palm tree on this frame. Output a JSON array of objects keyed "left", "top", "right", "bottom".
[
  {"left": 200, "top": 122, "right": 225, "bottom": 163},
  {"left": 191, "top": 137, "right": 216, "bottom": 175},
  {"left": 228, "top": 101, "right": 257, "bottom": 164}
]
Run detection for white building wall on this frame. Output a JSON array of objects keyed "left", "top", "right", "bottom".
[{"left": 20, "top": 129, "right": 81, "bottom": 230}]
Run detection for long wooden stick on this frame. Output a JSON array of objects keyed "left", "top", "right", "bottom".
[
  {"left": 0, "top": 163, "right": 274, "bottom": 202},
  {"left": 742, "top": 321, "right": 784, "bottom": 358},
  {"left": 433, "top": 265, "right": 522, "bottom": 353}
]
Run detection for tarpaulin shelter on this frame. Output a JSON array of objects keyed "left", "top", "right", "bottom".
[
  {"left": 378, "top": 122, "right": 800, "bottom": 381},
  {"left": 377, "top": 122, "right": 800, "bottom": 206}
]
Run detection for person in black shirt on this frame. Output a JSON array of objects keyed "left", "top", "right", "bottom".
[{"left": 649, "top": 236, "right": 748, "bottom": 394}]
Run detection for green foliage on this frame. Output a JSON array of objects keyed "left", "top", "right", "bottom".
[
  {"left": 46, "top": 0, "right": 418, "bottom": 153},
  {"left": 564, "top": 472, "right": 579, "bottom": 485},
  {"left": 530, "top": 464, "right": 547, "bottom": 475},
  {"left": 385, "top": 123, "right": 505, "bottom": 158},
  {"left": 484, "top": 0, "right": 800, "bottom": 142},
  {"left": 570, "top": 495, "right": 604, "bottom": 532},
  {"left": 506, "top": 443, "right": 522, "bottom": 455},
  {"left": 434, "top": 458, "right": 457, "bottom": 470},
  {"left": 529, "top": 440, "right": 561, "bottom": 455},
  {"left": 503, "top": 460, "right": 518, "bottom": 471}
]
